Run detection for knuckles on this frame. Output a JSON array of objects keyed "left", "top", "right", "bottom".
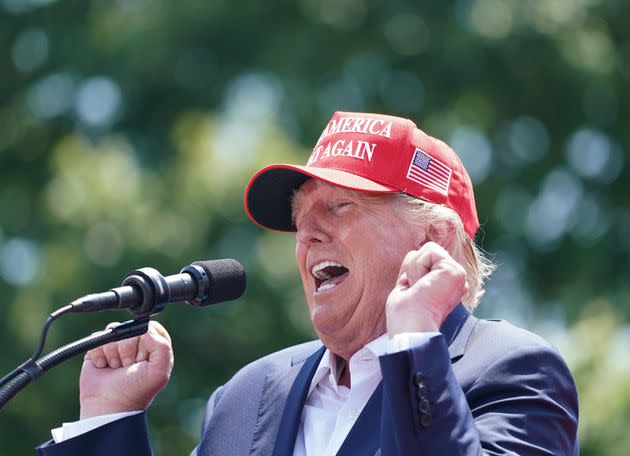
[
  {"left": 442, "top": 260, "right": 467, "bottom": 283},
  {"left": 388, "top": 243, "right": 469, "bottom": 330}
]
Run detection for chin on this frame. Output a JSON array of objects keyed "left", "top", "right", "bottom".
[{"left": 309, "top": 306, "right": 344, "bottom": 336}]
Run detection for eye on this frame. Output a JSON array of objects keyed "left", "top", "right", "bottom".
[{"left": 331, "top": 200, "right": 353, "bottom": 214}]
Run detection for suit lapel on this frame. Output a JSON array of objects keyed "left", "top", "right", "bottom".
[{"left": 270, "top": 346, "right": 326, "bottom": 456}]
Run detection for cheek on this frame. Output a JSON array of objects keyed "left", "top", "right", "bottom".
[
  {"left": 364, "top": 229, "right": 416, "bottom": 282},
  {"left": 295, "top": 242, "right": 310, "bottom": 282},
  {"left": 295, "top": 239, "right": 307, "bottom": 263},
  {"left": 367, "top": 246, "right": 404, "bottom": 283}
]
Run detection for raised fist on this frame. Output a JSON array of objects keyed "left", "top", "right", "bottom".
[
  {"left": 79, "top": 320, "right": 174, "bottom": 419},
  {"left": 386, "top": 241, "right": 469, "bottom": 335}
]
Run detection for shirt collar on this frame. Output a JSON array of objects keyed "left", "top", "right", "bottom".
[{"left": 307, "top": 333, "right": 389, "bottom": 397}]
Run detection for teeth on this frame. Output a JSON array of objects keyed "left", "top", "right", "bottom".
[
  {"left": 318, "top": 283, "right": 337, "bottom": 292},
  {"left": 311, "top": 260, "right": 345, "bottom": 279}
]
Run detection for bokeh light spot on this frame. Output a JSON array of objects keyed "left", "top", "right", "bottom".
[
  {"left": 213, "top": 73, "right": 283, "bottom": 170},
  {"left": 75, "top": 77, "right": 122, "bottom": 127},
  {"left": 468, "top": 0, "right": 514, "bottom": 39},
  {"left": 12, "top": 28, "right": 49, "bottom": 73},
  {"left": 566, "top": 128, "right": 623, "bottom": 182},
  {"left": 27, "top": 72, "right": 75, "bottom": 119},
  {"left": 449, "top": 126, "right": 493, "bottom": 184},
  {"left": 499, "top": 116, "right": 549, "bottom": 169},
  {"left": 318, "top": 76, "right": 364, "bottom": 117},
  {"left": 571, "top": 193, "right": 610, "bottom": 244},
  {"left": 299, "top": 0, "right": 366, "bottom": 29},
  {"left": 525, "top": 168, "right": 583, "bottom": 248},
  {"left": 0, "top": 238, "right": 41, "bottom": 286}
]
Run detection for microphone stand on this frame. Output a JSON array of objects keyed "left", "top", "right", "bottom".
[
  {"left": 0, "top": 258, "right": 244, "bottom": 411},
  {"left": 0, "top": 264, "right": 171, "bottom": 411},
  {"left": 0, "top": 318, "right": 149, "bottom": 411}
]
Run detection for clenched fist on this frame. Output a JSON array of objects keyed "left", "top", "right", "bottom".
[
  {"left": 79, "top": 320, "right": 174, "bottom": 419},
  {"left": 386, "top": 241, "right": 468, "bottom": 335}
]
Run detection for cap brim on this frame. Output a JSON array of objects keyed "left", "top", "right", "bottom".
[{"left": 244, "top": 164, "right": 398, "bottom": 231}]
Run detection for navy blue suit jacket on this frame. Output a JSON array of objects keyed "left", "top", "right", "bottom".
[{"left": 37, "top": 305, "right": 579, "bottom": 455}]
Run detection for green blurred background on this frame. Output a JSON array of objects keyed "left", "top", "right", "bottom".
[{"left": 0, "top": 0, "right": 628, "bottom": 454}]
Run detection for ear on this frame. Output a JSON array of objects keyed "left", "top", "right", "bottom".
[{"left": 425, "top": 220, "right": 456, "bottom": 252}]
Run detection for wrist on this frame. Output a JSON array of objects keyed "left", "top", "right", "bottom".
[
  {"left": 387, "top": 311, "right": 440, "bottom": 335},
  {"left": 79, "top": 398, "right": 142, "bottom": 420}
]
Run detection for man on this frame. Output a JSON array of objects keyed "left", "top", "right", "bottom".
[{"left": 38, "top": 112, "right": 579, "bottom": 455}]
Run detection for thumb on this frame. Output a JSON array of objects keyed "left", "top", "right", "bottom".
[{"left": 136, "top": 321, "right": 173, "bottom": 370}]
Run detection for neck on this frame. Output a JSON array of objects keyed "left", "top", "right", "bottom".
[
  {"left": 336, "top": 357, "right": 351, "bottom": 388},
  {"left": 318, "top": 321, "right": 386, "bottom": 364}
]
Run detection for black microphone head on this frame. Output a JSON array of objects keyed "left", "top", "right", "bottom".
[{"left": 193, "top": 259, "right": 246, "bottom": 305}]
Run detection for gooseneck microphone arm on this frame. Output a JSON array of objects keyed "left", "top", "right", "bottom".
[
  {"left": 0, "top": 319, "right": 149, "bottom": 410},
  {"left": 0, "top": 259, "right": 246, "bottom": 411}
]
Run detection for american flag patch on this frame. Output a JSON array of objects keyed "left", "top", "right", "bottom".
[{"left": 406, "top": 148, "right": 452, "bottom": 195}]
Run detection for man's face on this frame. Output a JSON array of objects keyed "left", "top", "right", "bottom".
[{"left": 292, "top": 180, "right": 423, "bottom": 357}]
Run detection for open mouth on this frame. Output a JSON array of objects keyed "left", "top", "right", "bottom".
[{"left": 311, "top": 260, "right": 350, "bottom": 293}]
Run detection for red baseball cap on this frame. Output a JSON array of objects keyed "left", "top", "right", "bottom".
[{"left": 244, "top": 111, "right": 480, "bottom": 239}]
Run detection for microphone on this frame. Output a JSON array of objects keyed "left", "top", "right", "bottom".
[{"left": 70, "top": 259, "right": 246, "bottom": 318}]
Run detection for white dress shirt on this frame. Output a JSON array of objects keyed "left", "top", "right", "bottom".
[
  {"left": 292, "top": 332, "right": 432, "bottom": 456},
  {"left": 293, "top": 334, "right": 387, "bottom": 456},
  {"left": 53, "top": 332, "right": 435, "bottom": 454}
]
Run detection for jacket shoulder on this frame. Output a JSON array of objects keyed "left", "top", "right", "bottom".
[
  {"left": 239, "top": 339, "right": 322, "bottom": 373},
  {"left": 468, "top": 317, "right": 559, "bottom": 355},
  {"left": 459, "top": 317, "right": 576, "bottom": 391}
]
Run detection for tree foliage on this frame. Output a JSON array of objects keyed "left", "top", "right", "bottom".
[{"left": 0, "top": 0, "right": 628, "bottom": 454}]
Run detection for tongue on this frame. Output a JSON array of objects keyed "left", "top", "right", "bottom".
[
  {"left": 320, "top": 270, "right": 349, "bottom": 288},
  {"left": 322, "top": 265, "right": 347, "bottom": 277}
]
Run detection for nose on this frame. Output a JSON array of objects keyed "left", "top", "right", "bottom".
[{"left": 295, "top": 211, "right": 332, "bottom": 246}]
